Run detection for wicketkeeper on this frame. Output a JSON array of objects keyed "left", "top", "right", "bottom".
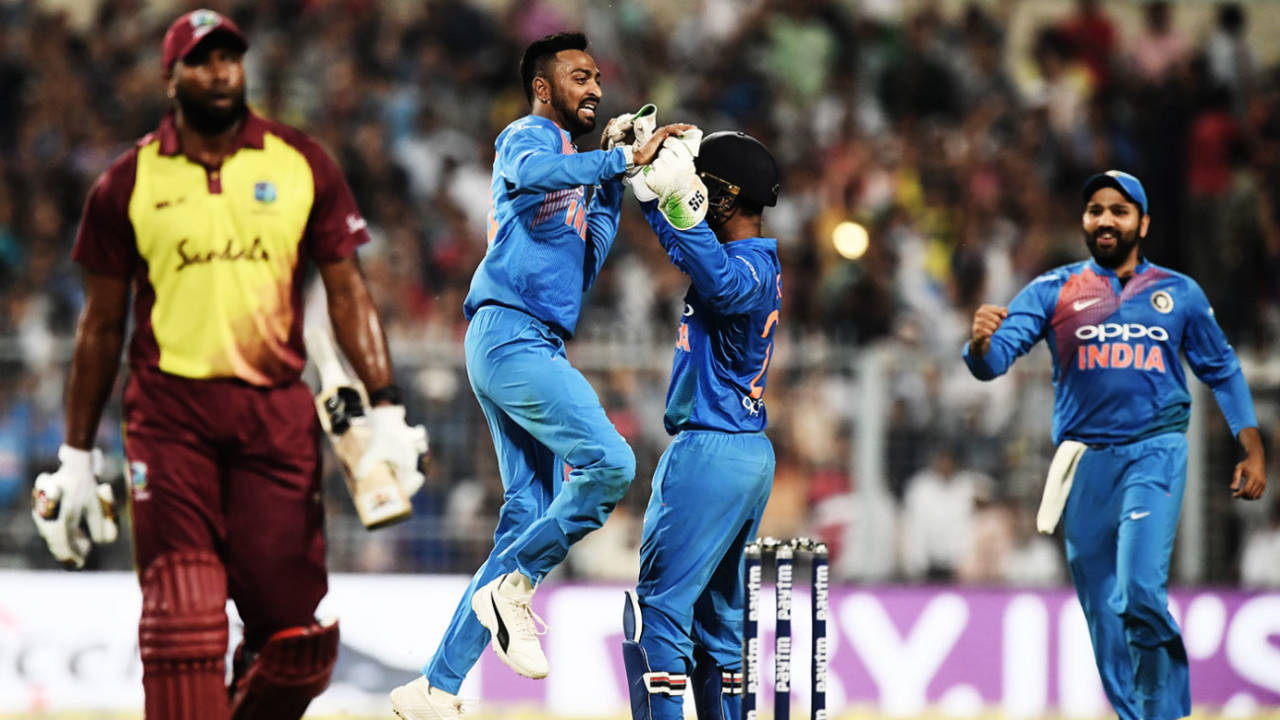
[
  {"left": 620, "top": 129, "right": 783, "bottom": 720},
  {"left": 30, "top": 10, "right": 425, "bottom": 719}
]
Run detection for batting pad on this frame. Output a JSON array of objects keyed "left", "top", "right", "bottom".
[{"left": 1037, "top": 440, "right": 1087, "bottom": 534}]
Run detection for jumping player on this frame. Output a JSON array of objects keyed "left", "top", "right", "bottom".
[
  {"left": 619, "top": 130, "right": 782, "bottom": 720},
  {"left": 390, "top": 32, "right": 687, "bottom": 719},
  {"left": 29, "top": 9, "right": 426, "bottom": 720},
  {"left": 964, "top": 170, "right": 1266, "bottom": 719}
]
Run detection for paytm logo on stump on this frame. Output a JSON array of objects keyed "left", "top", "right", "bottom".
[{"left": 1074, "top": 322, "right": 1169, "bottom": 373}]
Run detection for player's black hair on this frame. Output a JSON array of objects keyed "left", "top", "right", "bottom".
[{"left": 519, "top": 32, "right": 588, "bottom": 105}]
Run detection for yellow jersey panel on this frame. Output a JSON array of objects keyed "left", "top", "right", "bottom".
[
  {"left": 129, "top": 135, "right": 313, "bottom": 384},
  {"left": 73, "top": 111, "right": 370, "bottom": 386}
]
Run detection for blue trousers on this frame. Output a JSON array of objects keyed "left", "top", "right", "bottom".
[
  {"left": 425, "top": 305, "right": 636, "bottom": 693},
  {"left": 636, "top": 430, "right": 774, "bottom": 720},
  {"left": 1062, "top": 432, "right": 1190, "bottom": 720}
]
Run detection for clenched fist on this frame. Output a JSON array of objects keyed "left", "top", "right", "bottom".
[
  {"left": 970, "top": 304, "right": 1008, "bottom": 357},
  {"left": 1231, "top": 427, "right": 1267, "bottom": 501}
]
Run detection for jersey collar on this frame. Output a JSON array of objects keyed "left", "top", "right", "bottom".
[{"left": 156, "top": 109, "right": 268, "bottom": 157}]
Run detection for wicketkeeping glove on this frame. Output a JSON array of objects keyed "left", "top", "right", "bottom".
[
  {"left": 640, "top": 130, "right": 709, "bottom": 230},
  {"left": 356, "top": 405, "right": 429, "bottom": 497},
  {"left": 620, "top": 104, "right": 660, "bottom": 200},
  {"left": 601, "top": 113, "right": 635, "bottom": 151},
  {"left": 31, "top": 444, "right": 118, "bottom": 569}
]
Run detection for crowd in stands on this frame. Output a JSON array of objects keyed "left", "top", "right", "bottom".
[{"left": 1, "top": 0, "right": 1279, "bottom": 585}]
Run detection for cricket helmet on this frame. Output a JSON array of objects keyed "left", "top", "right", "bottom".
[{"left": 696, "top": 131, "right": 781, "bottom": 209}]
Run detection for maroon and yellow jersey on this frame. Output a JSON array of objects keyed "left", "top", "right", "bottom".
[{"left": 72, "top": 111, "right": 368, "bottom": 385}]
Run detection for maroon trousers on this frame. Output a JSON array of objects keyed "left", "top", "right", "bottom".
[{"left": 124, "top": 366, "right": 328, "bottom": 649}]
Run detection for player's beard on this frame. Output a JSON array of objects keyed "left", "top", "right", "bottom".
[
  {"left": 175, "top": 83, "right": 247, "bottom": 136},
  {"left": 550, "top": 85, "right": 596, "bottom": 137},
  {"left": 1084, "top": 225, "right": 1140, "bottom": 269}
]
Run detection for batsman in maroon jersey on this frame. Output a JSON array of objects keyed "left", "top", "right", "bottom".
[{"left": 29, "top": 9, "right": 426, "bottom": 720}]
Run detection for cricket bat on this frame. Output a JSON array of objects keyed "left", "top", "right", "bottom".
[{"left": 305, "top": 326, "right": 412, "bottom": 529}]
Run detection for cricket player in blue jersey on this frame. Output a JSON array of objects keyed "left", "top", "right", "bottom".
[
  {"left": 616, "top": 130, "right": 782, "bottom": 720},
  {"left": 391, "top": 32, "right": 689, "bottom": 720},
  {"left": 964, "top": 170, "right": 1266, "bottom": 720}
]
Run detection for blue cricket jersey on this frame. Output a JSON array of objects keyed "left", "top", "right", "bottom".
[
  {"left": 463, "top": 115, "right": 629, "bottom": 337},
  {"left": 640, "top": 202, "right": 782, "bottom": 435},
  {"left": 963, "top": 257, "right": 1257, "bottom": 445}
]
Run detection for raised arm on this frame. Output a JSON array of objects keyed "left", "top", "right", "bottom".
[
  {"left": 503, "top": 122, "right": 688, "bottom": 194},
  {"left": 503, "top": 125, "right": 627, "bottom": 193},
  {"left": 963, "top": 278, "right": 1054, "bottom": 380},
  {"left": 639, "top": 200, "right": 770, "bottom": 315}
]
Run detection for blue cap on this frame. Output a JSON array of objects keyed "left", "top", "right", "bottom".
[{"left": 1082, "top": 170, "right": 1147, "bottom": 215}]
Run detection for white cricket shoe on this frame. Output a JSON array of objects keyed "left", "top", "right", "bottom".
[
  {"left": 390, "top": 676, "right": 463, "bottom": 720},
  {"left": 471, "top": 572, "right": 549, "bottom": 679}
]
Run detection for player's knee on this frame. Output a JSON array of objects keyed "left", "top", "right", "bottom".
[
  {"left": 1120, "top": 586, "right": 1176, "bottom": 631},
  {"left": 230, "top": 619, "right": 339, "bottom": 720},
  {"left": 600, "top": 441, "right": 636, "bottom": 499},
  {"left": 138, "top": 552, "right": 230, "bottom": 719},
  {"left": 139, "top": 551, "right": 229, "bottom": 665}
]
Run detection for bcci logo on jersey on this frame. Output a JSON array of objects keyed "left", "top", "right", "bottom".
[
  {"left": 1151, "top": 290, "right": 1174, "bottom": 314},
  {"left": 1074, "top": 322, "right": 1168, "bottom": 373}
]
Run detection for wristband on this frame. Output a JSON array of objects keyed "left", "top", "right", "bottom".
[{"left": 368, "top": 384, "right": 402, "bottom": 407}]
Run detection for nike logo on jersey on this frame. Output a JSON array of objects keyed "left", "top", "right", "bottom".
[
  {"left": 492, "top": 595, "right": 510, "bottom": 652},
  {"left": 1073, "top": 298, "right": 1102, "bottom": 311},
  {"left": 1130, "top": 511, "right": 1151, "bottom": 520}
]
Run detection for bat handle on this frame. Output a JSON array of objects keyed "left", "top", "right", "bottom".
[{"left": 305, "top": 325, "right": 350, "bottom": 389}]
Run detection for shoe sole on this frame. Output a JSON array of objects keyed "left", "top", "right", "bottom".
[
  {"left": 471, "top": 585, "right": 548, "bottom": 679},
  {"left": 390, "top": 697, "right": 452, "bottom": 720}
]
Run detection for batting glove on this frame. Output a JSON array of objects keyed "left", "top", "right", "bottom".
[
  {"left": 356, "top": 405, "right": 429, "bottom": 498},
  {"left": 31, "top": 444, "right": 118, "bottom": 569}
]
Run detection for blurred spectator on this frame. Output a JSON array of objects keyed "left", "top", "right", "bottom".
[
  {"left": 565, "top": 505, "right": 642, "bottom": 582},
  {"left": 877, "top": 10, "right": 959, "bottom": 125},
  {"left": 812, "top": 470, "right": 897, "bottom": 583},
  {"left": 1205, "top": 3, "right": 1254, "bottom": 117},
  {"left": 0, "top": 366, "right": 29, "bottom": 509},
  {"left": 1128, "top": 1, "right": 1190, "bottom": 87},
  {"left": 1056, "top": 0, "right": 1116, "bottom": 90},
  {"left": 955, "top": 487, "right": 1012, "bottom": 584},
  {"left": 1001, "top": 500, "right": 1066, "bottom": 587},
  {"left": 900, "top": 443, "right": 992, "bottom": 582},
  {"left": 1239, "top": 496, "right": 1280, "bottom": 588}
]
